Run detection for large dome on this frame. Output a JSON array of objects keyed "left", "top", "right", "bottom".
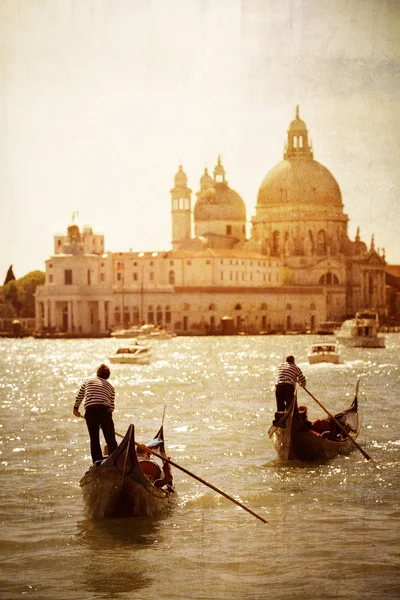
[
  {"left": 194, "top": 183, "right": 246, "bottom": 221},
  {"left": 257, "top": 158, "right": 343, "bottom": 208}
]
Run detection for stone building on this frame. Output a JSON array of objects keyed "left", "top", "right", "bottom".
[{"left": 35, "top": 108, "right": 386, "bottom": 336}]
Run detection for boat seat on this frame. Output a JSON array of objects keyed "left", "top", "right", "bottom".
[{"left": 139, "top": 459, "right": 162, "bottom": 482}]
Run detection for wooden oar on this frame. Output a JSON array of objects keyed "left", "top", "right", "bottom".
[
  {"left": 115, "top": 431, "right": 268, "bottom": 524},
  {"left": 302, "top": 385, "right": 372, "bottom": 462}
]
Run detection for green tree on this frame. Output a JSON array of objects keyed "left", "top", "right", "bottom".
[{"left": 3, "top": 271, "right": 45, "bottom": 317}]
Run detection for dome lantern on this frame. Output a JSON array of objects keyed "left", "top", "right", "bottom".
[
  {"left": 284, "top": 105, "right": 313, "bottom": 160},
  {"left": 213, "top": 156, "right": 226, "bottom": 184}
]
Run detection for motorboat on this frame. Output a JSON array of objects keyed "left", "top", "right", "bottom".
[
  {"left": 109, "top": 341, "right": 152, "bottom": 364},
  {"left": 307, "top": 342, "right": 340, "bottom": 364},
  {"left": 136, "top": 324, "right": 176, "bottom": 340},
  {"left": 335, "top": 310, "right": 385, "bottom": 348},
  {"left": 111, "top": 324, "right": 176, "bottom": 340}
]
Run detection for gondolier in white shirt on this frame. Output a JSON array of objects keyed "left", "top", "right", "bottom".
[
  {"left": 73, "top": 364, "right": 118, "bottom": 463},
  {"left": 275, "top": 355, "right": 306, "bottom": 412}
]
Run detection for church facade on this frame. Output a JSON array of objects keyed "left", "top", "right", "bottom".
[{"left": 35, "top": 109, "right": 387, "bottom": 335}]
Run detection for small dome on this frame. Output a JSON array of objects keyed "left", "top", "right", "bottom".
[
  {"left": 194, "top": 183, "right": 246, "bottom": 221},
  {"left": 257, "top": 159, "right": 342, "bottom": 209},
  {"left": 68, "top": 224, "right": 80, "bottom": 240},
  {"left": 289, "top": 117, "right": 307, "bottom": 132},
  {"left": 289, "top": 105, "right": 307, "bottom": 132},
  {"left": 200, "top": 167, "right": 214, "bottom": 191},
  {"left": 174, "top": 165, "right": 187, "bottom": 187}
]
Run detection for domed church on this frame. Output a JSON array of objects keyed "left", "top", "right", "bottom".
[
  {"left": 170, "top": 107, "right": 386, "bottom": 327},
  {"left": 35, "top": 108, "right": 387, "bottom": 337}
]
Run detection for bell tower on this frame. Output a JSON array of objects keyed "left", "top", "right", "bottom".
[{"left": 171, "top": 165, "right": 192, "bottom": 250}]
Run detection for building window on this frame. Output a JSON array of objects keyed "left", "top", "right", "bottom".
[
  {"left": 149, "top": 272, "right": 154, "bottom": 281},
  {"left": 117, "top": 272, "right": 122, "bottom": 281},
  {"left": 148, "top": 306, "right": 154, "bottom": 323},
  {"left": 220, "top": 272, "right": 224, "bottom": 280},
  {"left": 64, "top": 270, "right": 72, "bottom": 285},
  {"left": 235, "top": 303, "right": 242, "bottom": 310},
  {"left": 100, "top": 273, "right": 105, "bottom": 282},
  {"left": 170, "top": 260, "right": 174, "bottom": 266},
  {"left": 272, "top": 231, "right": 280, "bottom": 254},
  {"left": 206, "top": 260, "right": 211, "bottom": 265},
  {"left": 187, "top": 260, "right": 192, "bottom": 265},
  {"left": 165, "top": 306, "right": 171, "bottom": 324},
  {"left": 156, "top": 305, "right": 162, "bottom": 324},
  {"left": 319, "top": 272, "right": 339, "bottom": 285},
  {"left": 227, "top": 225, "right": 232, "bottom": 235},
  {"left": 49, "top": 274, "right": 53, "bottom": 283},
  {"left": 209, "top": 303, "right": 216, "bottom": 310},
  {"left": 317, "top": 230, "right": 327, "bottom": 254},
  {"left": 169, "top": 271, "right": 175, "bottom": 284},
  {"left": 133, "top": 272, "right": 138, "bottom": 281},
  {"left": 87, "top": 269, "right": 91, "bottom": 285}
]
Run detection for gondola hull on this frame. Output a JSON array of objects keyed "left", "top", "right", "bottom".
[
  {"left": 80, "top": 424, "right": 173, "bottom": 518},
  {"left": 269, "top": 390, "right": 360, "bottom": 461}
]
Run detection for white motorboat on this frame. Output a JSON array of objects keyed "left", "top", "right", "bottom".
[
  {"left": 335, "top": 310, "right": 385, "bottom": 348},
  {"left": 136, "top": 324, "right": 176, "bottom": 340},
  {"left": 111, "top": 324, "right": 176, "bottom": 340},
  {"left": 109, "top": 341, "right": 152, "bottom": 364},
  {"left": 307, "top": 342, "right": 340, "bottom": 364}
]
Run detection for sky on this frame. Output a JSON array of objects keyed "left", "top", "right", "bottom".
[{"left": 1, "top": 0, "right": 399, "bottom": 281}]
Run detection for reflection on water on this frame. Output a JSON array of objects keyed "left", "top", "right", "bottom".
[
  {"left": 75, "top": 517, "right": 162, "bottom": 597},
  {"left": 0, "top": 336, "right": 400, "bottom": 599}
]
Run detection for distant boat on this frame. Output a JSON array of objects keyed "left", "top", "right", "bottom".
[
  {"left": 111, "top": 324, "right": 176, "bottom": 340},
  {"left": 316, "top": 321, "right": 342, "bottom": 335},
  {"left": 109, "top": 341, "right": 152, "bottom": 364},
  {"left": 335, "top": 310, "right": 385, "bottom": 348},
  {"left": 307, "top": 342, "right": 340, "bottom": 364}
]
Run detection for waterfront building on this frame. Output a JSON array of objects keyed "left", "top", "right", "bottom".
[{"left": 35, "top": 108, "right": 387, "bottom": 336}]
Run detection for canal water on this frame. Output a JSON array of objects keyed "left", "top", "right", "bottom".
[{"left": 0, "top": 335, "right": 399, "bottom": 599}]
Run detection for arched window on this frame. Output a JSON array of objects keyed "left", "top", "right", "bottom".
[
  {"left": 169, "top": 270, "right": 175, "bottom": 284},
  {"left": 316, "top": 230, "right": 327, "bottom": 254},
  {"left": 319, "top": 272, "right": 339, "bottom": 285},
  {"left": 286, "top": 303, "right": 292, "bottom": 311},
  {"left": 235, "top": 304, "right": 242, "bottom": 310},
  {"left": 310, "top": 303, "right": 316, "bottom": 310},
  {"left": 183, "top": 303, "right": 190, "bottom": 311},
  {"left": 272, "top": 231, "right": 280, "bottom": 255},
  {"left": 209, "top": 303, "right": 216, "bottom": 311},
  {"left": 261, "top": 303, "right": 268, "bottom": 310}
]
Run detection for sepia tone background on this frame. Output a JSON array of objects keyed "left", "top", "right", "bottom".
[{"left": 0, "top": 0, "right": 399, "bottom": 280}]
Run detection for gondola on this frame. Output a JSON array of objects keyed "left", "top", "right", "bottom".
[
  {"left": 80, "top": 424, "right": 174, "bottom": 518},
  {"left": 268, "top": 382, "right": 360, "bottom": 461}
]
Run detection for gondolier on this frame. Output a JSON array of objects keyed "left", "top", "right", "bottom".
[
  {"left": 73, "top": 363, "right": 118, "bottom": 463},
  {"left": 275, "top": 355, "right": 306, "bottom": 412}
]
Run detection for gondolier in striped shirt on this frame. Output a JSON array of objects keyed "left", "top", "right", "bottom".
[
  {"left": 275, "top": 355, "right": 306, "bottom": 412},
  {"left": 73, "top": 364, "right": 118, "bottom": 463}
]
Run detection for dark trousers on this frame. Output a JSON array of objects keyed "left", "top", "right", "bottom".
[
  {"left": 275, "top": 383, "right": 295, "bottom": 412},
  {"left": 85, "top": 404, "right": 118, "bottom": 463}
]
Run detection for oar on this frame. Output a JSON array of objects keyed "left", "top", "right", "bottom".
[
  {"left": 115, "top": 431, "right": 268, "bottom": 524},
  {"left": 302, "top": 385, "right": 372, "bottom": 462}
]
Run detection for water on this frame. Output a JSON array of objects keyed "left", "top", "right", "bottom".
[{"left": 1, "top": 335, "right": 399, "bottom": 600}]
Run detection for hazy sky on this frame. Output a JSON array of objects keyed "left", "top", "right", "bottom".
[{"left": 1, "top": 0, "right": 399, "bottom": 281}]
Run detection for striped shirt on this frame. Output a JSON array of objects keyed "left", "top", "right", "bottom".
[
  {"left": 276, "top": 362, "right": 306, "bottom": 388},
  {"left": 74, "top": 376, "right": 115, "bottom": 412}
]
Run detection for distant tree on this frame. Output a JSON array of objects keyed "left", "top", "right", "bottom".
[
  {"left": 3, "top": 270, "right": 45, "bottom": 317},
  {"left": 3, "top": 265, "right": 16, "bottom": 285}
]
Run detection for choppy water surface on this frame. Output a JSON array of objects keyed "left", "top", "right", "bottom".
[{"left": 0, "top": 335, "right": 399, "bottom": 599}]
